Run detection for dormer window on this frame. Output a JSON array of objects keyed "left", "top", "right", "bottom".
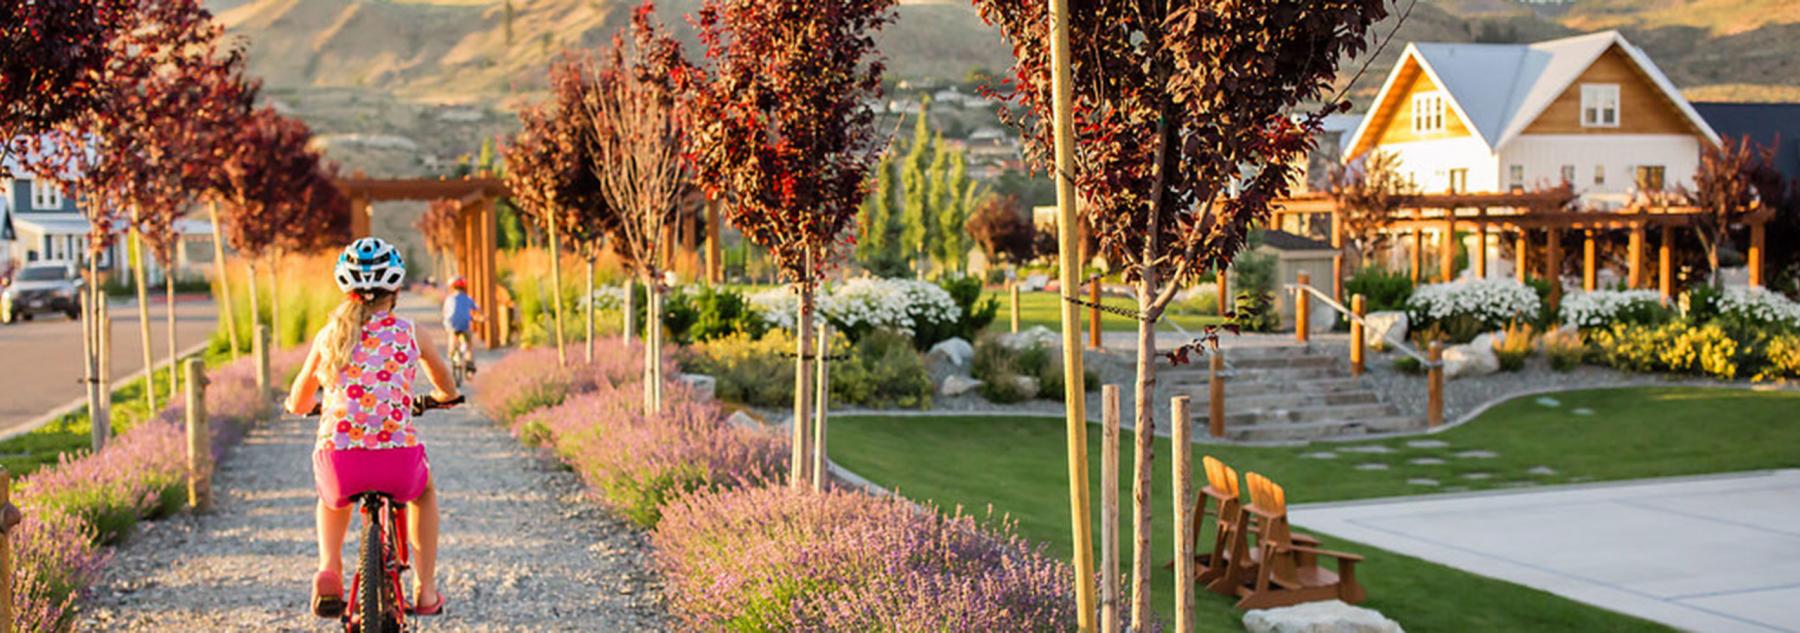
[
  {"left": 30, "top": 179, "right": 63, "bottom": 210},
  {"left": 1411, "top": 92, "right": 1446, "bottom": 134},
  {"left": 1581, "top": 84, "right": 1619, "bottom": 128}
]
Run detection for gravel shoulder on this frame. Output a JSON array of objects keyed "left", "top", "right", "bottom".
[{"left": 83, "top": 385, "right": 668, "bottom": 631}]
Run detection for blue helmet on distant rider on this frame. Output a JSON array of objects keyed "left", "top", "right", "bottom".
[{"left": 333, "top": 238, "right": 406, "bottom": 294}]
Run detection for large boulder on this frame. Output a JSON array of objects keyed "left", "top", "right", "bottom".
[
  {"left": 1020, "top": 273, "right": 1050, "bottom": 292},
  {"left": 1363, "top": 311, "right": 1407, "bottom": 350},
  {"left": 1010, "top": 374, "right": 1041, "bottom": 400},
  {"left": 926, "top": 337, "right": 975, "bottom": 368},
  {"left": 939, "top": 374, "right": 984, "bottom": 397},
  {"left": 1242, "top": 600, "right": 1404, "bottom": 633},
  {"left": 677, "top": 373, "right": 717, "bottom": 402},
  {"left": 999, "top": 325, "right": 1059, "bottom": 351},
  {"left": 1443, "top": 340, "right": 1500, "bottom": 379}
]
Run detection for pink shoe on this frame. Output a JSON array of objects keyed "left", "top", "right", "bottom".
[{"left": 410, "top": 592, "right": 447, "bottom": 616}]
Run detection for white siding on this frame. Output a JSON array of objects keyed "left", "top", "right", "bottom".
[
  {"left": 1377, "top": 137, "right": 1500, "bottom": 194},
  {"left": 1498, "top": 134, "right": 1701, "bottom": 200}
]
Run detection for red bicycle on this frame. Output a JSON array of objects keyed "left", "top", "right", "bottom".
[{"left": 312, "top": 394, "right": 461, "bottom": 633}]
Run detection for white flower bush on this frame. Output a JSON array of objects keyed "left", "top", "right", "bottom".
[
  {"left": 588, "top": 286, "right": 628, "bottom": 310},
  {"left": 1561, "top": 289, "right": 1667, "bottom": 329},
  {"left": 1715, "top": 286, "right": 1800, "bottom": 329},
  {"left": 750, "top": 278, "right": 961, "bottom": 337},
  {"left": 1406, "top": 279, "right": 1541, "bottom": 329}
]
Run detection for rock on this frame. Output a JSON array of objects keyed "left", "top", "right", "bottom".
[
  {"left": 939, "top": 374, "right": 983, "bottom": 397},
  {"left": 1527, "top": 465, "right": 1558, "bottom": 476},
  {"left": 1363, "top": 312, "right": 1408, "bottom": 350},
  {"left": 1020, "top": 274, "right": 1050, "bottom": 292},
  {"left": 1354, "top": 463, "right": 1390, "bottom": 471},
  {"left": 1408, "top": 457, "right": 1446, "bottom": 466},
  {"left": 1010, "top": 375, "right": 1041, "bottom": 399},
  {"left": 1534, "top": 396, "right": 1562, "bottom": 408},
  {"left": 1442, "top": 342, "right": 1500, "bottom": 379},
  {"left": 1571, "top": 407, "right": 1595, "bottom": 416},
  {"left": 1243, "top": 600, "right": 1404, "bottom": 633},
  {"left": 725, "top": 410, "right": 761, "bottom": 430},
  {"left": 1461, "top": 472, "right": 1493, "bottom": 481},
  {"left": 926, "top": 337, "right": 975, "bottom": 368},
  {"left": 676, "top": 373, "right": 716, "bottom": 402},
  {"left": 1406, "top": 478, "right": 1440, "bottom": 487},
  {"left": 999, "top": 325, "right": 1059, "bottom": 351},
  {"left": 1300, "top": 451, "right": 1339, "bottom": 460},
  {"left": 1336, "top": 445, "right": 1394, "bottom": 454},
  {"left": 1454, "top": 450, "right": 1498, "bottom": 459}
]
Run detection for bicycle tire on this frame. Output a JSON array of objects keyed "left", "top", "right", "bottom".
[{"left": 359, "top": 509, "right": 385, "bottom": 633}]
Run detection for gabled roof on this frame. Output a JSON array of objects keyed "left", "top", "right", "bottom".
[{"left": 1344, "top": 30, "right": 1719, "bottom": 159}]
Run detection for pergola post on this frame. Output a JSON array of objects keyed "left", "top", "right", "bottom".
[
  {"left": 706, "top": 197, "right": 723, "bottom": 284},
  {"left": 1627, "top": 225, "right": 1645, "bottom": 289},
  {"left": 479, "top": 197, "right": 500, "bottom": 348},
  {"left": 1582, "top": 230, "right": 1597, "bottom": 292},
  {"left": 1749, "top": 221, "right": 1766, "bottom": 288},
  {"left": 1514, "top": 229, "right": 1530, "bottom": 284},
  {"left": 1438, "top": 215, "right": 1456, "bottom": 283},
  {"left": 1658, "top": 226, "right": 1674, "bottom": 303},
  {"left": 1472, "top": 213, "right": 1487, "bottom": 280},
  {"left": 1410, "top": 228, "right": 1424, "bottom": 284},
  {"left": 1545, "top": 227, "right": 1563, "bottom": 309},
  {"left": 349, "top": 195, "right": 371, "bottom": 239},
  {"left": 1330, "top": 207, "right": 1344, "bottom": 303}
]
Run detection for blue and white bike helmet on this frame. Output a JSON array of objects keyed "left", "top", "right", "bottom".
[{"left": 333, "top": 237, "right": 406, "bottom": 294}]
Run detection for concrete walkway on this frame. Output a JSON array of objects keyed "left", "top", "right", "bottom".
[{"left": 1293, "top": 470, "right": 1800, "bottom": 633}]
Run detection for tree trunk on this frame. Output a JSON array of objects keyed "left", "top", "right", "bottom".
[
  {"left": 165, "top": 266, "right": 178, "bottom": 397},
  {"left": 267, "top": 254, "right": 282, "bottom": 347},
  {"left": 623, "top": 279, "right": 635, "bottom": 345},
  {"left": 791, "top": 272, "right": 816, "bottom": 488},
  {"left": 585, "top": 256, "right": 596, "bottom": 364},
  {"left": 98, "top": 287, "right": 113, "bottom": 447},
  {"left": 129, "top": 222, "right": 158, "bottom": 413},
  {"left": 548, "top": 222, "right": 567, "bottom": 365},
  {"left": 207, "top": 203, "right": 241, "bottom": 357},
  {"left": 643, "top": 271, "right": 665, "bottom": 413},
  {"left": 247, "top": 259, "right": 263, "bottom": 332},
  {"left": 82, "top": 258, "right": 105, "bottom": 451},
  {"left": 1129, "top": 269, "right": 1158, "bottom": 630}
]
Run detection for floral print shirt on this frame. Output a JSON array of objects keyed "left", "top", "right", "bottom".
[{"left": 317, "top": 311, "right": 423, "bottom": 451}]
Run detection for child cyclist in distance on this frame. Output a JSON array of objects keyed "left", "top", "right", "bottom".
[
  {"left": 286, "top": 238, "right": 455, "bottom": 618},
  {"left": 441, "top": 276, "right": 481, "bottom": 374}
]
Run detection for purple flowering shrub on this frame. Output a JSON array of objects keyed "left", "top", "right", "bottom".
[
  {"left": 7, "top": 510, "right": 106, "bottom": 633},
  {"left": 470, "top": 348, "right": 586, "bottom": 423},
  {"left": 654, "top": 485, "right": 1076, "bottom": 632}
]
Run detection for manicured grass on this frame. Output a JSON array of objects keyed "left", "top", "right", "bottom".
[
  {"left": 982, "top": 289, "right": 1226, "bottom": 334},
  {"left": 828, "top": 386, "right": 1800, "bottom": 631}
]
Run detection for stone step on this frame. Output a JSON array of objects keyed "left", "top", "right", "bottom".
[
  {"left": 1218, "top": 416, "right": 1425, "bottom": 442},
  {"left": 1163, "top": 365, "right": 1348, "bottom": 385},
  {"left": 1224, "top": 402, "right": 1398, "bottom": 427},
  {"left": 1167, "top": 389, "right": 1381, "bottom": 411},
  {"left": 1166, "top": 377, "right": 1371, "bottom": 400},
  {"left": 1224, "top": 354, "right": 1340, "bottom": 370}
]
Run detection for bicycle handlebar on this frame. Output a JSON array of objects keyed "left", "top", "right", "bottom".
[{"left": 303, "top": 394, "right": 465, "bottom": 418}]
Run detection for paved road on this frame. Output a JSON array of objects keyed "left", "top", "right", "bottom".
[
  {"left": 1294, "top": 470, "right": 1800, "bottom": 633},
  {"left": 85, "top": 354, "right": 668, "bottom": 631},
  {"left": 0, "top": 298, "right": 217, "bottom": 434}
]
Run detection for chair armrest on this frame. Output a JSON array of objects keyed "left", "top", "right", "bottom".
[
  {"left": 1282, "top": 543, "right": 1364, "bottom": 563},
  {"left": 1292, "top": 532, "right": 1321, "bottom": 546}
]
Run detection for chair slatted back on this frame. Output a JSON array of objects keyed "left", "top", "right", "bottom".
[{"left": 1244, "top": 472, "right": 1295, "bottom": 554}]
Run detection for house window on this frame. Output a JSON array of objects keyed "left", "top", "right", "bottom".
[
  {"left": 1594, "top": 164, "right": 1606, "bottom": 186},
  {"left": 1561, "top": 165, "right": 1576, "bottom": 184},
  {"left": 1448, "top": 168, "right": 1469, "bottom": 194},
  {"left": 1580, "top": 84, "right": 1620, "bottom": 128},
  {"left": 1634, "top": 165, "right": 1665, "bottom": 191},
  {"left": 30, "top": 179, "right": 63, "bottom": 210},
  {"left": 1509, "top": 165, "right": 1525, "bottom": 188},
  {"left": 1411, "top": 92, "right": 1446, "bottom": 134}
]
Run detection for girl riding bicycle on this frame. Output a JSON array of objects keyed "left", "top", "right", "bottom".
[{"left": 286, "top": 238, "right": 455, "bottom": 619}]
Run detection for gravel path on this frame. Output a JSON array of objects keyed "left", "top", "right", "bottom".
[{"left": 82, "top": 390, "right": 668, "bottom": 631}]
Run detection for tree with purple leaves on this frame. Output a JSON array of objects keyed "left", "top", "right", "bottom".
[
  {"left": 972, "top": 0, "right": 1391, "bottom": 627},
  {"left": 684, "top": 0, "right": 897, "bottom": 490}
]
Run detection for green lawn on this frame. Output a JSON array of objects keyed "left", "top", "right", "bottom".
[
  {"left": 983, "top": 288, "right": 1226, "bottom": 334},
  {"left": 829, "top": 386, "right": 1800, "bottom": 631}
]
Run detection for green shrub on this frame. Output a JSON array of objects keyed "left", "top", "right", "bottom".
[
  {"left": 1345, "top": 267, "right": 1413, "bottom": 313},
  {"left": 689, "top": 285, "right": 767, "bottom": 342},
  {"left": 913, "top": 274, "right": 998, "bottom": 348},
  {"left": 969, "top": 336, "right": 1093, "bottom": 403},
  {"left": 687, "top": 331, "right": 797, "bottom": 408},
  {"left": 1232, "top": 290, "right": 1278, "bottom": 333},
  {"left": 830, "top": 331, "right": 933, "bottom": 409},
  {"left": 1393, "top": 356, "right": 1424, "bottom": 375}
]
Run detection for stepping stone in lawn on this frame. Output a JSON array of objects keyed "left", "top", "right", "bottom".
[
  {"left": 1406, "top": 478, "right": 1440, "bottom": 487},
  {"left": 1354, "top": 463, "right": 1390, "bottom": 471},
  {"left": 1408, "top": 457, "right": 1446, "bottom": 466},
  {"left": 1534, "top": 396, "right": 1562, "bottom": 408},
  {"left": 1300, "top": 451, "right": 1338, "bottom": 460},
  {"left": 1455, "top": 450, "right": 1499, "bottom": 459},
  {"left": 1461, "top": 472, "right": 1493, "bottom": 481},
  {"left": 1336, "top": 445, "right": 1395, "bottom": 454},
  {"left": 1405, "top": 439, "right": 1449, "bottom": 449},
  {"left": 1443, "top": 486, "right": 1469, "bottom": 492},
  {"left": 1571, "top": 407, "right": 1596, "bottom": 416},
  {"left": 1528, "top": 466, "right": 1558, "bottom": 476}
]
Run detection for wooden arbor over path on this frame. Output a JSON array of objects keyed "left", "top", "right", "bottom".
[
  {"left": 337, "top": 175, "right": 508, "bottom": 348},
  {"left": 1272, "top": 191, "right": 1773, "bottom": 305}
]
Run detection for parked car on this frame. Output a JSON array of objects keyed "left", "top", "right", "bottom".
[{"left": 1, "top": 262, "right": 83, "bottom": 324}]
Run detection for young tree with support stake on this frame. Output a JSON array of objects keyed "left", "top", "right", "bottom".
[
  {"left": 974, "top": 0, "right": 1390, "bottom": 628},
  {"left": 211, "top": 107, "right": 325, "bottom": 342},
  {"left": 581, "top": 3, "right": 690, "bottom": 412},
  {"left": 685, "top": 0, "right": 896, "bottom": 489}
]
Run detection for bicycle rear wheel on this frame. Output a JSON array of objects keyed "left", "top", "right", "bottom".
[{"left": 359, "top": 511, "right": 385, "bottom": 633}]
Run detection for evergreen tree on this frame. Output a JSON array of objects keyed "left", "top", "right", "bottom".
[
  {"left": 856, "top": 153, "right": 905, "bottom": 276},
  {"left": 898, "top": 96, "right": 934, "bottom": 276},
  {"left": 924, "top": 133, "right": 952, "bottom": 271},
  {"left": 935, "top": 148, "right": 973, "bottom": 271}
]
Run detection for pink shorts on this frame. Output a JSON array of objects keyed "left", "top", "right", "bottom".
[{"left": 313, "top": 446, "right": 432, "bottom": 509}]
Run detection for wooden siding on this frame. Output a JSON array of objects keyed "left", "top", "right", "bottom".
[
  {"left": 1352, "top": 57, "right": 1474, "bottom": 158},
  {"left": 1521, "top": 45, "right": 1700, "bottom": 137}
]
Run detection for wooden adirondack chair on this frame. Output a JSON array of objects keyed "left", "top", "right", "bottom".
[
  {"left": 1233, "top": 472, "right": 1367, "bottom": 610},
  {"left": 1187, "top": 456, "right": 1247, "bottom": 593}
]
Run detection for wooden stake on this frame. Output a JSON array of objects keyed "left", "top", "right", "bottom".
[
  {"left": 1427, "top": 341, "right": 1444, "bottom": 428},
  {"left": 790, "top": 254, "right": 816, "bottom": 489},
  {"left": 1350, "top": 294, "right": 1366, "bottom": 376},
  {"left": 1749, "top": 222, "right": 1766, "bottom": 288},
  {"left": 1410, "top": 228, "right": 1423, "bottom": 285},
  {"left": 1100, "top": 385, "right": 1121, "bottom": 633},
  {"left": 1208, "top": 353, "right": 1224, "bottom": 439},
  {"left": 129, "top": 221, "right": 158, "bottom": 412},
  {"left": 1089, "top": 277, "right": 1102, "bottom": 350},
  {"left": 97, "top": 301, "right": 112, "bottom": 450},
  {"left": 812, "top": 323, "right": 830, "bottom": 492},
  {"left": 1010, "top": 282, "right": 1021, "bottom": 333},
  {"left": 1049, "top": 0, "right": 1098, "bottom": 624},
  {"left": 184, "top": 358, "right": 210, "bottom": 510},
  {"left": 1171, "top": 395, "right": 1194, "bottom": 633},
  {"left": 1295, "top": 271, "right": 1311, "bottom": 343},
  {"left": 1, "top": 468, "right": 12, "bottom": 633},
  {"left": 548, "top": 216, "right": 567, "bottom": 366},
  {"left": 254, "top": 324, "right": 270, "bottom": 420},
  {"left": 206, "top": 203, "right": 241, "bottom": 357},
  {"left": 1215, "top": 269, "right": 1229, "bottom": 318}
]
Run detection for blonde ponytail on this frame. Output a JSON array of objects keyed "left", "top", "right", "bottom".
[{"left": 317, "top": 297, "right": 373, "bottom": 384}]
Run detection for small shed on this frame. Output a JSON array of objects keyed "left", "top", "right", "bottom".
[{"left": 1257, "top": 230, "right": 1339, "bottom": 330}]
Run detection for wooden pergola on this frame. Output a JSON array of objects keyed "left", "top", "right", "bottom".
[
  {"left": 1271, "top": 191, "right": 1772, "bottom": 305},
  {"left": 336, "top": 175, "right": 509, "bottom": 348}
]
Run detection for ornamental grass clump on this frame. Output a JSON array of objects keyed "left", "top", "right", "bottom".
[{"left": 654, "top": 485, "right": 1074, "bottom": 632}]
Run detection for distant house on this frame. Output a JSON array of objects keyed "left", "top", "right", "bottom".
[
  {"left": 1692, "top": 102, "right": 1800, "bottom": 180},
  {"left": 2, "top": 146, "right": 211, "bottom": 281},
  {"left": 1342, "top": 31, "right": 1719, "bottom": 203}
]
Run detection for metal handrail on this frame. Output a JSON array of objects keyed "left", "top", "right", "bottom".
[{"left": 1283, "top": 283, "right": 1440, "bottom": 368}]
